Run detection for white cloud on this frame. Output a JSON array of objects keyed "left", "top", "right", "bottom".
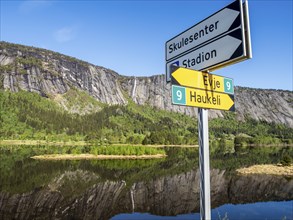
[{"left": 53, "top": 27, "right": 75, "bottom": 43}]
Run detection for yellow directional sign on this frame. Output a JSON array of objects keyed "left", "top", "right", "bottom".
[
  {"left": 172, "top": 85, "right": 235, "bottom": 111},
  {"left": 171, "top": 66, "right": 234, "bottom": 94}
]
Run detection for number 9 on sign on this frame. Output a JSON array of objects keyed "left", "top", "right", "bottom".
[
  {"left": 226, "top": 81, "right": 231, "bottom": 91},
  {"left": 224, "top": 78, "right": 234, "bottom": 94},
  {"left": 176, "top": 90, "right": 182, "bottom": 101},
  {"left": 172, "top": 85, "right": 186, "bottom": 105}
]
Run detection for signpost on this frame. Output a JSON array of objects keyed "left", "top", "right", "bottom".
[
  {"left": 167, "top": 0, "right": 251, "bottom": 219},
  {"left": 198, "top": 108, "right": 210, "bottom": 220}
]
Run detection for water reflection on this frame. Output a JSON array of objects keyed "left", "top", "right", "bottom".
[
  {"left": 112, "top": 201, "right": 293, "bottom": 220},
  {"left": 0, "top": 146, "right": 292, "bottom": 219}
]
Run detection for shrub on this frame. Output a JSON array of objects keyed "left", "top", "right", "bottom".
[{"left": 280, "top": 154, "right": 292, "bottom": 166}]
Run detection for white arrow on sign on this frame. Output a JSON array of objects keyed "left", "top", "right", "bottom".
[
  {"left": 166, "top": 0, "right": 242, "bottom": 61},
  {"left": 166, "top": 28, "right": 245, "bottom": 82}
]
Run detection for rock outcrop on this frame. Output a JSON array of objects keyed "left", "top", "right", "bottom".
[{"left": 1, "top": 41, "right": 292, "bottom": 127}]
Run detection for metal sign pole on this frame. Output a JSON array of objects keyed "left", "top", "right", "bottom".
[{"left": 198, "top": 108, "right": 211, "bottom": 220}]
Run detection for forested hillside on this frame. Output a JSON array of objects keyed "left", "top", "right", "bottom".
[
  {"left": 0, "top": 41, "right": 293, "bottom": 145},
  {"left": 0, "top": 90, "right": 292, "bottom": 145}
]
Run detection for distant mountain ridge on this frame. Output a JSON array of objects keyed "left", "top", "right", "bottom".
[{"left": 0, "top": 41, "right": 292, "bottom": 127}]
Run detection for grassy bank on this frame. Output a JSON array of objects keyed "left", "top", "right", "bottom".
[
  {"left": 88, "top": 145, "right": 166, "bottom": 156},
  {"left": 30, "top": 145, "right": 167, "bottom": 160},
  {"left": 237, "top": 164, "right": 293, "bottom": 177},
  {"left": 19, "top": 145, "right": 167, "bottom": 161},
  {"left": 31, "top": 153, "right": 166, "bottom": 160}
]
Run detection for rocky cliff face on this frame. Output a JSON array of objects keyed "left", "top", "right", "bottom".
[
  {"left": 1, "top": 42, "right": 292, "bottom": 127},
  {"left": 0, "top": 42, "right": 126, "bottom": 105}
]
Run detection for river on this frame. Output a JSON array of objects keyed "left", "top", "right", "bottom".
[{"left": 0, "top": 145, "right": 292, "bottom": 219}]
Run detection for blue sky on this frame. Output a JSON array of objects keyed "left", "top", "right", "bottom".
[{"left": 0, "top": 0, "right": 292, "bottom": 90}]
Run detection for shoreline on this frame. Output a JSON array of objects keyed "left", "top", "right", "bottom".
[
  {"left": 0, "top": 140, "right": 88, "bottom": 146},
  {"left": 0, "top": 140, "right": 198, "bottom": 148},
  {"left": 31, "top": 153, "right": 167, "bottom": 160},
  {"left": 2, "top": 139, "right": 293, "bottom": 148}
]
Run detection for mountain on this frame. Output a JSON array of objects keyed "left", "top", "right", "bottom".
[{"left": 0, "top": 41, "right": 292, "bottom": 128}]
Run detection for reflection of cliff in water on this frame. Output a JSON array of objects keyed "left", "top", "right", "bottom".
[{"left": 0, "top": 169, "right": 292, "bottom": 220}]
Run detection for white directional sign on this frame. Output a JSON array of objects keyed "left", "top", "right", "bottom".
[
  {"left": 165, "top": 0, "right": 251, "bottom": 82},
  {"left": 166, "top": 28, "right": 244, "bottom": 80},
  {"left": 166, "top": 0, "right": 242, "bottom": 61}
]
